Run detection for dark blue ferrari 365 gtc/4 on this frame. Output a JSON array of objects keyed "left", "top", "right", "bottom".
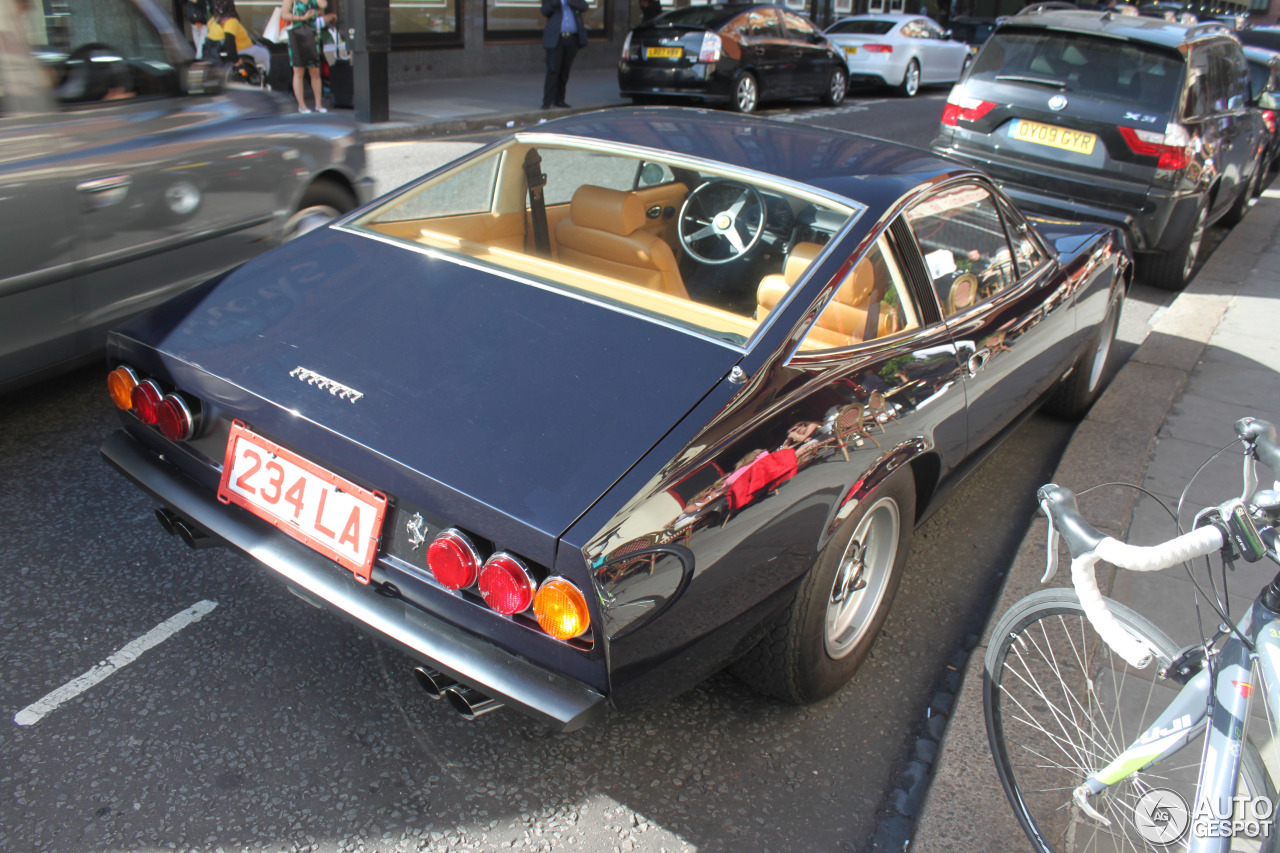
[{"left": 101, "top": 109, "right": 1130, "bottom": 731}]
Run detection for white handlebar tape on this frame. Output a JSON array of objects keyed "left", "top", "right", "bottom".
[{"left": 1070, "top": 526, "right": 1224, "bottom": 668}]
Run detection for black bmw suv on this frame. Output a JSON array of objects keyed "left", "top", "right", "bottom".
[{"left": 931, "top": 11, "right": 1267, "bottom": 290}]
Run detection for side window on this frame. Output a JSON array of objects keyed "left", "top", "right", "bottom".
[
  {"left": 1184, "top": 51, "right": 1210, "bottom": 117},
  {"left": 539, "top": 148, "right": 636, "bottom": 205},
  {"left": 365, "top": 149, "right": 501, "bottom": 221},
  {"left": 33, "top": 0, "right": 177, "bottom": 103},
  {"left": 780, "top": 10, "right": 817, "bottom": 41},
  {"left": 905, "top": 184, "right": 1019, "bottom": 318},
  {"left": 920, "top": 20, "right": 944, "bottom": 40},
  {"left": 802, "top": 235, "right": 920, "bottom": 351},
  {"left": 900, "top": 20, "right": 924, "bottom": 39},
  {"left": 1000, "top": 202, "right": 1048, "bottom": 278},
  {"left": 635, "top": 161, "right": 677, "bottom": 189},
  {"left": 743, "top": 8, "right": 781, "bottom": 38}
]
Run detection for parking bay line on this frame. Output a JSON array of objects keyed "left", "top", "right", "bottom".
[{"left": 14, "top": 599, "right": 218, "bottom": 726}]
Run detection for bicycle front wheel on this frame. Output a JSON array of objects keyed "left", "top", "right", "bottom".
[{"left": 984, "top": 588, "right": 1277, "bottom": 853}]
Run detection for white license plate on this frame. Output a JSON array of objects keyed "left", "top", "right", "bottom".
[{"left": 218, "top": 421, "right": 387, "bottom": 583}]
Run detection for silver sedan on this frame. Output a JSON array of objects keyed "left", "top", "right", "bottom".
[{"left": 825, "top": 14, "right": 972, "bottom": 97}]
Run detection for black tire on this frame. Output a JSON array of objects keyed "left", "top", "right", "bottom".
[
  {"left": 731, "top": 71, "right": 759, "bottom": 114},
  {"left": 1043, "top": 285, "right": 1123, "bottom": 419},
  {"left": 1143, "top": 196, "right": 1207, "bottom": 291},
  {"left": 1222, "top": 155, "right": 1264, "bottom": 227},
  {"left": 282, "top": 180, "right": 357, "bottom": 242},
  {"left": 822, "top": 67, "right": 847, "bottom": 107},
  {"left": 732, "top": 471, "right": 914, "bottom": 704},
  {"left": 985, "top": 589, "right": 1278, "bottom": 853},
  {"left": 895, "top": 59, "right": 920, "bottom": 97}
]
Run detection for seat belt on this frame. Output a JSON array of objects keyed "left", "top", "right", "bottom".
[
  {"left": 523, "top": 148, "right": 551, "bottom": 258},
  {"left": 862, "top": 276, "right": 885, "bottom": 343}
]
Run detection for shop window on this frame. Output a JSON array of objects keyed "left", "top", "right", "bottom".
[{"left": 485, "top": 0, "right": 607, "bottom": 42}]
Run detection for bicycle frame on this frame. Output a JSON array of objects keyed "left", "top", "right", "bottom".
[{"left": 1081, "top": 593, "right": 1280, "bottom": 852}]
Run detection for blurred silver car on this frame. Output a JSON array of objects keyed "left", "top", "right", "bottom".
[
  {"left": 824, "top": 14, "right": 972, "bottom": 97},
  {"left": 1, "top": 0, "right": 374, "bottom": 395}
]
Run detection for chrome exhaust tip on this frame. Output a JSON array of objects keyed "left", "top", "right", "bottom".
[
  {"left": 411, "top": 666, "right": 457, "bottom": 700},
  {"left": 155, "top": 507, "right": 179, "bottom": 535},
  {"left": 172, "top": 518, "right": 217, "bottom": 549},
  {"left": 444, "top": 684, "right": 504, "bottom": 720}
]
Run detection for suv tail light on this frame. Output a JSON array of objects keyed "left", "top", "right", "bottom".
[
  {"left": 1264, "top": 110, "right": 1276, "bottom": 134},
  {"left": 940, "top": 91, "right": 996, "bottom": 127},
  {"left": 698, "top": 32, "right": 721, "bottom": 63},
  {"left": 1118, "top": 123, "right": 1191, "bottom": 171}
]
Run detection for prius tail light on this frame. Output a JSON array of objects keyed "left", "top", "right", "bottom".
[
  {"left": 940, "top": 90, "right": 995, "bottom": 127},
  {"left": 533, "top": 578, "right": 591, "bottom": 640},
  {"left": 107, "top": 366, "right": 140, "bottom": 410},
  {"left": 1264, "top": 110, "right": 1276, "bottom": 134},
  {"left": 699, "top": 32, "right": 722, "bottom": 63},
  {"left": 1119, "top": 123, "right": 1191, "bottom": 171},
  {"left": 478, "top": 553, "right": 535, "bottom": 615},
  {"left": 426, "top": 529, "right": 481, "bottom": 590}
]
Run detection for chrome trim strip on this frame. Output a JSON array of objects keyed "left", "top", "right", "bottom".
[{"left": 100, "top": 430, "right": 606, "bottom": 732}]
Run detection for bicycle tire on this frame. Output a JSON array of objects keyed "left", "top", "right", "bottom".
[{"left": 984, "top": 588, "right": 1278, "bottom": 852}]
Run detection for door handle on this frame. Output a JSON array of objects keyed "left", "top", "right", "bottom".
[
  {"left": 967, "top": 347, "right": 991, "bottom": 376},
  {"left": 76, "top": 175, "right": 132, "bottom": 209}
]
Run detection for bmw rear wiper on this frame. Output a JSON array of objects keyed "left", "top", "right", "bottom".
[{"left": 995, "top": 74, "right": 1067, "bottom": 90}]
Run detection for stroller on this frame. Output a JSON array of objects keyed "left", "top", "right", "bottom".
[{"left": 202, "top": 16, "right": 270, "bottom": 88}]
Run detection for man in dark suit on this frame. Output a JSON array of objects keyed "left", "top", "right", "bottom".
[{"left": 541, "top": 0, "right": 589, "bottom": 109}]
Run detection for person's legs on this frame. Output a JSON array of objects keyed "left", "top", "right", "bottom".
[
  {"left": 308, "top": 66, "right": 323, "bottom": 111},
  {"left": 555, "top": 39, "right": 579, "bottom": 106},
  {"left": 543, "top": 41, "right": 565, "bottom": 109},
  {"left": 292, "top": 66, "right": 309, "bottom": 111}
]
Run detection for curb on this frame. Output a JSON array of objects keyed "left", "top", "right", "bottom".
[
  {"left": 354, "top": 101, "right": 631, "bottom": 144},
  {"left": 905, "top": 195, "right": 1280, "bottom": 852}
]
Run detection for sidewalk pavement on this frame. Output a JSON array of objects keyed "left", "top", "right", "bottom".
[
  {"left": 358, "top": 66, "right": 629, "bottom": 142},
  {"left": 911, "top": 192, "right": 1280, "bottom": 851}
]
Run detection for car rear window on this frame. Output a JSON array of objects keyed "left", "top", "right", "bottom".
[
  {"left": 650, "top": 6, "right": 735, "bottom": 28},
  {"left": 827, "top": 19, "right": 896, "bottom": 35},
  {"left": 971, "top": 29, "right": 1184, "bottom": 112}
]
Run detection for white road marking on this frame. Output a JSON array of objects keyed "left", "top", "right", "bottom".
[{"left": 14, "top": 600, "right": 218, "bottom": 726}]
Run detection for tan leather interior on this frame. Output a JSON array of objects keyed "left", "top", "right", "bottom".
[
  {"left": 791, "top": 245, "right": 904, "bottom": 350},
  {"left": 369, "top": 211, "right": 525, "bottom": 251},
  {"left": 555, "top": 185, "right": 688, "bottom": 300},
  {"left": 755, "top": 241, "right": 824, "bottom": 317}
]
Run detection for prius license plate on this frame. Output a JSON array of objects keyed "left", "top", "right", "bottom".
[
  {"left": 1010, "top": 119, "right": 1097, "bottom": 155},
  {"left": 646, "top": 46, "right": 682, "bottom": 58},
  {"left": 217, "top": 421, "right": 387, "bottom": 583}
]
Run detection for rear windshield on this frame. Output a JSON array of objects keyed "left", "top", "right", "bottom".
[
  {"left": 1241, "top": 29, "right": 1280, "bottom": 51},
  {"left": 650, "top": 5, "right": 738, "bottom": 28},
  {"left": 971, "top": 29, "right": 1184, "bottom": 112},
  {"left": 827, "top": 19, "right": 896, "bottom": 35}
]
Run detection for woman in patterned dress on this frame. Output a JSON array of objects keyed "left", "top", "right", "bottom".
[{"left": 281, "top": 0, "right": 327, "bottom": 112}]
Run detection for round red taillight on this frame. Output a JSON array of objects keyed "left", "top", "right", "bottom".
[
  {"left": 425, "top": 529, "right": 480, "bottom": 590},
  {"left": 131, "top": 380, "right": 164, "bottom": 424},
  {"left": 107, "top": 366, "right": 139, "bottom": 410},
  {"left": 478, "top": 553, "right": 534, "bottom": 615},
  {"left": 156, "top": 393, "right": 195, "bottom": 441}
]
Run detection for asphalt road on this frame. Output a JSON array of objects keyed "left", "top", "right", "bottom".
[{"left": 0, "top": 90, "right": 1176, "bottom": 853}]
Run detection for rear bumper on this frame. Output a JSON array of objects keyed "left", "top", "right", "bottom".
[
  {"left": 101, "top": 429, "right": 607, "bottom": 732},
  {"left": 618, "top": 62, "right": 731, "bottom": 101}
]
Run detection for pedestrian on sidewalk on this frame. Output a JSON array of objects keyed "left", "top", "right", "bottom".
[
  {"left": 283, "top": 0, "right": 328, "bottom": 113},
  {"left": 541, "top": 0, "right": 588, "bottom": 110}
]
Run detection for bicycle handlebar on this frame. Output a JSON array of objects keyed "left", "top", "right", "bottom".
[{"left": 1034, "top": 420, "right": 1280, "bottom": 667}]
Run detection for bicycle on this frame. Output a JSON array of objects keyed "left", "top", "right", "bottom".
[{"left": 984, "top": 417, "right": 1280, "bottom": 852}]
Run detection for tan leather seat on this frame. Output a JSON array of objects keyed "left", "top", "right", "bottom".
[
  {"left": 807, "top": 254, "right": 902, "bottom": 349},
  {"left": 756, "top": 241, "right": 824, "bottom": 318},
  {"left": 555, "top": 186, "right": 687, "bottom": 299}
]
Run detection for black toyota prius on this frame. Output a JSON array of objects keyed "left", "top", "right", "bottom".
[{"left": 618, "top": 3, "right": 849, "bottom": 114}]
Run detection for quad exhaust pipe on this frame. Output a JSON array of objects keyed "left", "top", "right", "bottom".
[
  {"left": 155, "top": 507, "right": 218, "bottom": 549},
  {"left": 411, "top": 667, "right": 503, "bottom": 719}
]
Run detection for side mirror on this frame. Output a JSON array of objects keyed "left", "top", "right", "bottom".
[{"left": 183, "top": 60, "right": 225, "bottom": 96}]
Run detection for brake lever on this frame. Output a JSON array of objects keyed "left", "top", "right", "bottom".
[{"left": 1041, "top": 497, "right": 1060, "bottom": 583}]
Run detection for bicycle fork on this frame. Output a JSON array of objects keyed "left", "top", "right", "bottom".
[{"left": 1076, "top": 603, "right": 1275, "bottom": 852}]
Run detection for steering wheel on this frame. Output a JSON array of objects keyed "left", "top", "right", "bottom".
[{"left": 678, "top": 180, "right": 767, "bottom": 265}]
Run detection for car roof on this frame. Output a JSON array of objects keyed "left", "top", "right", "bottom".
[
  {"left": 1243, "top": 44, "right": 1280, "bottom": 65},
  {"left": 834, "top": 13, "right": 926, "bottom": 21},
  {"left": 642, "top": 3, "right": 798, "bottom": 29},
  {"left": 996, "top": 9, "right": 1234, "bottom": 49},
  {"left": 534, "top": 108, "right": 972, "bottom": 212}
]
